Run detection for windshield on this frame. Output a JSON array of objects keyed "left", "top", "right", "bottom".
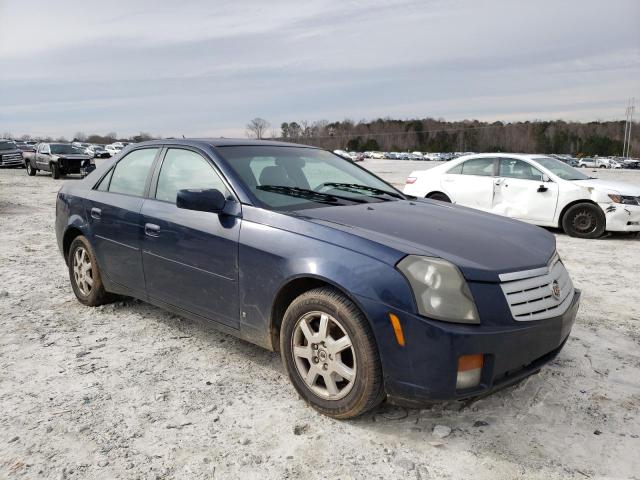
[
  {"left": 51, "top": 144, "right": 84, "bottom": 155},
  {"left": 534, "top": 156, "right": 590, "bottom": 181},
  {"left": 0, "top": 140, "right": 17, "bottom": 151},
  {"left": 219, "top": 146, "right": 403, "bottom": 211}
]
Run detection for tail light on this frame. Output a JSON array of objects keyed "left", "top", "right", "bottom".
[{"left": 405, "top": 177, "right": 417, "bottom": 184}]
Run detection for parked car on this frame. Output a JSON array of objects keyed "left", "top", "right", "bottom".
[
  {"left": 404, "top": 153, "right": 640, "bottom": 238},
  {"left": 0, "top": 139, "right": 25, "bottom": 167},
  {"left": 26, "top": 142, "right": 94, "bottom": 179},
  {"left": 105, "top": 145, "right": 122, "bottom": 156},
  {"left": 56, "top": 139, "right": 579, "bottom": 418},
  {"left": 91, "top": 145, "right": 111, "bottom": 158},
  {"left": 578, "top": 157, "right": 609, "bottom": 169},
  {"left": 621, "top": 159, "right": 640, "bottom": 169},
  {"left": 333, "top": 149, "right": 353, "bottom": 161}
]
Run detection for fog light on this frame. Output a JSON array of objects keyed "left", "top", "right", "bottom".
[{"left": 456, "top": 354, "right": 484, "bottom": 389}]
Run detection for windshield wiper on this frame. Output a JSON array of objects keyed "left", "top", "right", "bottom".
[
  {"left": 320, "top": 183, "right": 404, "bottom": 200},
  {"left": 256, "top": 185, "right": 368, "bottom": 204}
]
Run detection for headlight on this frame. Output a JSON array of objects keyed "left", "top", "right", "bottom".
[
  {"left": 608, "top": 194, "right": 640, "bottom": 206},
  {"left": 397, "top": 255, "right": 479, "bottom": 324}
]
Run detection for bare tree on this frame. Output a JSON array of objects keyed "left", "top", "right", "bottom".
[
  {"left": 74, "top": 132, "right": 87, "bottom": 142},
  {"left": 246, "top": 118, "right": 270, "bottom": 139}
]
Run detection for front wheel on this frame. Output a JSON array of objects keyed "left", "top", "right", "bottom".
[
  {"left": 561, "top": 203, "right": 606, "bottom": 239},
  {"left": 280, "top": 287, "right": 384, "bottom": 419},
  {"left": 51, "top": 162, "right": 61, "bottom": 179},
  {"left": 26, "top": 162, "right": 36, "bottom": 176},
  {"left": 68, "top": 236, "right": 114, "bottom": 306}
]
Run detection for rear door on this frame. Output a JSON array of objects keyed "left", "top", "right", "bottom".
[
  {"left": 492, "top": 158, "right": 559, "bottom": 224},
  {"left": 140, "top": 147, "right": 241, "bottom": 328},
  {"left": 84, "top": 147, "right": 160, "bottom": 297},
  {"left": 441, "top": 157, "right": 496, "bottom": 211}
]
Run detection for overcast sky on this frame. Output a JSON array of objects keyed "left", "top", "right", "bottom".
[{"left": 1, "top": 0, "right": 638, "bottom": 138}]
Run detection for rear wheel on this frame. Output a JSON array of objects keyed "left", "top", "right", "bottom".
[
  {"left": 68, "top": 236, "right": 114, "bottom": 306},
  {"left": 561, "top": 203, "right": 606, "bottom": 239},
  {"left": 51, "top": 162, "right": 60, "bottom": 179},
  {"left": 26, "top": 162, "right": 36, "bottom": 176},
  {"left": 280, "top": 287, "right": 384, "bottom": 419},
  {"left": 427, "top": 192, "right": 451, "bottom": 202}
]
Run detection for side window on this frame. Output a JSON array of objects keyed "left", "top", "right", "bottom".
[
  {"left": 155, "top": 149, "right": 229, "bottom": 203},
  {"left": 460, "top": 158, "right": 494, "bottom": 176},
  {"left": 447, "top": 163, "right": 463, "bottom": 174},
  {"left": 108, "top": 148, "right": 158, "bottom": 197},
  {"left": 499, "top": 159, "right": 543, "bottom": 181},
  {"left": 96, "top": 168, "right": 113, "bottom": 191}
]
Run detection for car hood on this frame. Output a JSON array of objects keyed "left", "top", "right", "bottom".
[
  {"left": 572, "top": 179, "right": 640, "bottom": 196},
  {"left": 297, "top": 199, "right": 556, "bottom": 282}
]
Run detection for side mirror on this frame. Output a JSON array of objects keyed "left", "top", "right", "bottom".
[
  {"left": 542, "top": 174, "right": 551, "bottom": 182},
  {"left": 176, "top": 188, "right": 226, "bottom": 213}
]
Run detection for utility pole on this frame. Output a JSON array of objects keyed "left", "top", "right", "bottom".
[{"left": 623, "top": 98, "right": 636, "bottom": 158}]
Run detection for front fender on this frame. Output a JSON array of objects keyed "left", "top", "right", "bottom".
[{"left": 237, "top": 215, "right": 416, "bottom": 350}]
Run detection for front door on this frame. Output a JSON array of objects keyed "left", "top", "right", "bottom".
[
  {"left": 85, "top": 147, "right": 160, "bottom": 297},
  {"left": 492, "top": 158, "right": 559, "bottom": 224},
  {"left": 140, "top": 148, "right": 241, "bottom": 328}
]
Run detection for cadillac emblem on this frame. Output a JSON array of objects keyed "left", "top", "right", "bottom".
[{"left": 551, "top": 280, "right": 561, "bottom": 300}]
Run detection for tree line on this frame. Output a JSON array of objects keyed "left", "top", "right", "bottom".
[{"left": 247, "top": 117, "right": 638, "bottom": 157}]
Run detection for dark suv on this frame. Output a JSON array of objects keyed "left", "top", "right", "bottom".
[{"left": 0, "top": 139, "right": 24, "bottom": 167}]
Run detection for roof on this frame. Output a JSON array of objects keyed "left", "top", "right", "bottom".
[{"left": 135, "top": 138, "right": 319, "bottom": 149}]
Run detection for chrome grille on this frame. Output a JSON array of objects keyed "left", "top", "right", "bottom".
[
  {"left": 499, "top": 256, "right": 574, "bottom": 321},
  {"left": 0, "top": 153, "right": 23, "bottom": 165}
]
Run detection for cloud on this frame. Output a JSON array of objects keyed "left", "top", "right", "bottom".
[{"left": 0, "top": 0, "right": 638, "bottom": 137}]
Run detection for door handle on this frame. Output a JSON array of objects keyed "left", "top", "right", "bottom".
[
  {"left": 144, "top": 223, "right": 160, "bottom": 237},
  {"left": 90, "top": 207, "right": 101, "bottom": 219}
]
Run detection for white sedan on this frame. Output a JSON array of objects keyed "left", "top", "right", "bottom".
[{"left": 403, "top": 153, "right": 640, "bottom": 238}]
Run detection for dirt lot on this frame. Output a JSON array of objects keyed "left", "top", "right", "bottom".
[{"left": 1, "top": 161, "right": 639, "bottom": 479}]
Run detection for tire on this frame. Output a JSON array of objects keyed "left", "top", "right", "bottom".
[
  {"left": 561, "top": 203, "right": 606, "bottom": 239},
  {"left": 599, "top": 165, "right": 606, "bottom": 169},
  {"left": 26, "top": 161, "right": 36, "bottom": 176},
  {"left": 427, "top": 192, "right": 451, "bottom": 202},
  {"left": 51, "top": 162, "right": 60, "bottom": 179},
  {"left": 68, "top": 236, "right": 114, "bottom": 306},
  {"left": 280, "top": 287, "right": 384, "bottom": 419},
  {"left": 580, "top": 164, "right": 586, "bottom": 168}
]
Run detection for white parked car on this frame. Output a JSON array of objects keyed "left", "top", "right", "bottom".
[
  {"left": 404, "top": 153, "right": 640, "bottom": 238},
  {"left": 578, "top": 157, "right": 610, "bottom": 169},
  {"left": 105, "top": 144, "right": 122, "bottom": 156}
]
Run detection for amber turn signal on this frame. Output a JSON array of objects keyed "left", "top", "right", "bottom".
[{"left": 388, "top": 313, "right": 405, "bottom": 347}]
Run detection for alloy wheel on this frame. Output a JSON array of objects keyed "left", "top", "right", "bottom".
[
  {"left": 291, "top": 311, "right": 357, "bottom": 400},
  {"left": 73, "top": 246, "right": 94, "bottom": 296}
]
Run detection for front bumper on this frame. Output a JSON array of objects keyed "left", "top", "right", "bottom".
[
  {"left": 357, "top": 289, "right": 580, "bottom": 405},
  {"left": 600, "top": 202, "right": 640, "bottom": 232},
  {"left": 0, "top": 153, "right": 24, "bottom": 166}
]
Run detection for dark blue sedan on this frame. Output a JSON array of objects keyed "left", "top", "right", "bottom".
[{"left": 55, "top": 139, "right": 580, "bottom": 418}]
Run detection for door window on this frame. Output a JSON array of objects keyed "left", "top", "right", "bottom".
[
  {"left": 499, "top": 159, "right": 544, "bottom": 181},
  {"left": 460, "top": 158, "right": 494, "bottom": 176},
  {"left": 108, "top": 148, "right": 158, "bottom": 197},
  {"left": 155, "top": 149, "right": 229, "bottom": 203}
]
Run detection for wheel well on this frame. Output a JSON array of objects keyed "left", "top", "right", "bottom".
[
  {"left": 557, "top": 199, "right": 601, "bottom": 228},
  {"left": 269, "top": 277, "right": 343, "bottom": 352},
  {"left": 426, "top": 191, "right": 450, "bottom": 200},
  {"left": 62, "top": 227, "right": 83, "bottom": 264}
]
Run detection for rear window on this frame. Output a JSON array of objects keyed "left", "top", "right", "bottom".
[{"left": 108, "top": 148, "right": 158, "bottom": 197}]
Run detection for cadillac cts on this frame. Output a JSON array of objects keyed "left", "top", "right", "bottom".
[{"left": 56, "top": 139, "right": 580, "bottom": 418}]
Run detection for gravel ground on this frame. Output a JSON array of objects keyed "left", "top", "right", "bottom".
[{"left": 1, "top": 161, "right": 639, "bottom": 480}]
